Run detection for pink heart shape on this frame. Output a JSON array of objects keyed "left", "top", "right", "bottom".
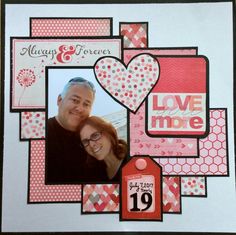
[{"left": 94, "top": 53, "right": 160, "bottom": 113}]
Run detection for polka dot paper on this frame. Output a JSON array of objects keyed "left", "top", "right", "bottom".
[
  {"left": 21, "top": 112, "right": 45, "bottom": 139},
  {"left": 31, "top": 18, "right": 111, "bottom": 37},
  {"left": 29, "top": 140, "right": 82, "bottom": 202},
  {"left": 94, "top": 54, "right": 160, "bottom": 113},
  {"left": 181, "top": 177, "right": 206, "bottom": 196}
]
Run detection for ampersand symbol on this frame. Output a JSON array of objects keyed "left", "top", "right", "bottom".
[{"left": 56, "top": 45, "right": 76, "bottom": 63}]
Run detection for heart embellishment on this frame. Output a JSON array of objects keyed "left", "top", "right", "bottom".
[{"left": 94, "top": 53, "right": 160, "bottom": 113}]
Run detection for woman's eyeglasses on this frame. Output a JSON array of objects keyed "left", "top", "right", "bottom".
[{"left": 81, "top": 131, "right": 102, "bottom": 147}]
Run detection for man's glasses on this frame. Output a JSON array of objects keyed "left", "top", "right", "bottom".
[
  {"left": 69, "top": 77, "right": 96, "bottom": 93},
  {"left": 81, "top": 131, "right": 102, "bottom": 147}
]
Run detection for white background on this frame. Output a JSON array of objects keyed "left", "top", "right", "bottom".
[{"left": 3, "top": 2, "right": 235, "bottom": 233}]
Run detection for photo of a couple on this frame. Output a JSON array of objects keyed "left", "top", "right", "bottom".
[{"left": 46, "top": 74, "right": 127, "bottom": 184}]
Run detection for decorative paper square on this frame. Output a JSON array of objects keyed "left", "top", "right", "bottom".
[
  {"left": 82, "top": 184, "right": 119, "bottom": 213},
  {"left": 163, "top": 176, "right": 181, "bottom": 213},
  {"left": 20, "top": 111, "right": 45, "bottom": 140},
  {"left": 181, "top": 177, "right": 207, "bottom": 196},
  {"left": 120, "top": 22, "right": 148, "bottom": 48}
]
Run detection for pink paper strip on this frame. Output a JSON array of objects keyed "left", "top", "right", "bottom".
[
  {"left": 124, "top": 48, "right": 197, "bottom": 64},
  {"left": 29, "top": 140, "right": 81, "bottom": 202},
  {"left": 130, "top": 103, "right": 198, "bottom": 157},
  {"left": 31, "top": 18, "right": 112, "bottom": 37}
]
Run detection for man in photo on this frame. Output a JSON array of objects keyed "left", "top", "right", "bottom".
[{"left": 46, "top": 77, "right": 96, "bottom": 183}]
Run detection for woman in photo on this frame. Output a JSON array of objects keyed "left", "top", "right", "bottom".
[{"left": 78, "top": 116, "right": 127, "bottom": 182}]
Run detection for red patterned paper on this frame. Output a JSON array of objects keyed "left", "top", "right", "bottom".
[
  {"left": 147, "top": 56, "right": 208, "bottom": 137},
  {"left": 21, "top": 112, "right": 45, "bottom": 139},
  {"left": 155, "top": 109, "right": 228, "bottom": 175},
  {"left": 120, "top": 23, "right": 148, "bottom": 48},
  {"left": 163, "top": 177, "right": 181, "bottom": 213},
  {"left": 31, "top": 18, "right": 111, "bottom": 37},
  {"left": 82, "top": 184, "right": 119, "bottom": 213},
  {"left": 29, "top": 140, "right": 81, "bottom": 202},
  {"left": 181, "top": 177, "right": 206, "bottom": 196}
]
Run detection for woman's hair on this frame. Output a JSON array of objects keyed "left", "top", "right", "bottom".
[{"left": 78, "top": 116, "right": 127, "bottom": 160}]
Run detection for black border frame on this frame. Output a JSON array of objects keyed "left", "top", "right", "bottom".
[
  {"left": 44, "top": 65, "right": 127, "bottom": 185},
  {"left": 145, "top": 55, "right": 210, "bottom": 139},
  {"left": 1, "top": 0, "right": 235, "bottom": 234}
]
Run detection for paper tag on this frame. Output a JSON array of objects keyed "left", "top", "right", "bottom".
[{"left": 121, "top": 156, "right": 162, "bottom": 221}]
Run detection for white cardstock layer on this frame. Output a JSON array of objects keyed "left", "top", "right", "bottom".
[{"left": 3, "top": 2, "right": 235, "bottom": 233}]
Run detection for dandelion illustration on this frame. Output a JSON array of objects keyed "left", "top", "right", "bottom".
[{"left": 17, "top": 69, "right": 36, "bottom": 106}]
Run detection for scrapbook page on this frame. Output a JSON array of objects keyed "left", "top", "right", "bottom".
[{"left": 1, "top": 0, "right": 235, "bottom": 233}]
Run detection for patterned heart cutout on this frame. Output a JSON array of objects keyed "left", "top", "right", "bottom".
[{"left": 94, "top": 53, "right": 160, "bottom": 113}]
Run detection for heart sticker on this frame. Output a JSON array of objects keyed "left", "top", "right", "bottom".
[{"left": 94, "top": 53, "right": 160, "bottom": 113}]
